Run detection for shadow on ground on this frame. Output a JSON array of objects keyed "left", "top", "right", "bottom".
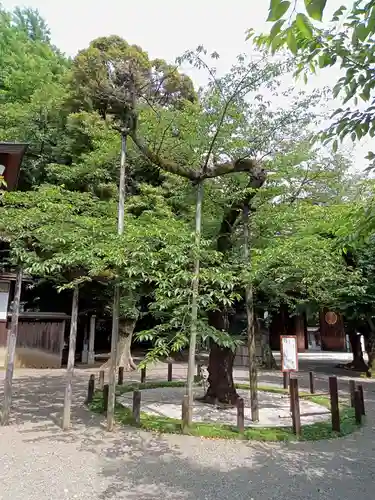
[{"left": 1, "top": 361, "right": 375, "bottom": 499}]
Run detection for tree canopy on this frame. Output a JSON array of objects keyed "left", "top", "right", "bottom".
[{"left": 1, "top": 3, "right": 375, "bottom": 383}]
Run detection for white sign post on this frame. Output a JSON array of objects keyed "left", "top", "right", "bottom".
[{"left": 281, "top": 335, "right": 298, "bottom": 372}]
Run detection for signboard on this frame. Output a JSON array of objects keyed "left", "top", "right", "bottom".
[
  {"left": 0, "top": 281, "right": 10, "bottom": 321},
  {"left": 325, "top": 311, "right": 338, "bottom": 325},
  {"left": 280, "top": 335, "right": 298, "bottom": 372}
]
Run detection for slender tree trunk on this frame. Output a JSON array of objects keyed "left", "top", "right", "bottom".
[
  {"left": 243, "top": 203, "right": 259, "bottom": 421},
  {"left": 185, "top": 181, "right": 203, "bottom": 427},
  {"left": 62, "top": 286, "right": 79, "bottom": 430},
  {"left": 108, "top": 132, "right": 127, "bottom": 432},
  {"left": 1, "top": 267, "right": 22, "bottom": 426}
]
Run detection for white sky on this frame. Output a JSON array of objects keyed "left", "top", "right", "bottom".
[{"left": 2, "top": 0, "right": 373, "bottom": 170}]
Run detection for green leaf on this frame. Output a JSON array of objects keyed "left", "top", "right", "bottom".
[
  {"left": 270, "top": 19, "right": 285, "bottom": 40},
  {"left": 295, "top": 13, "right": 313, "bottom": 39},
  {"left": 355, "top": 23, "right": 370, "bottom": 42},
  {"left": 304, "top": 0, "right": 327, "bottom": 22},
  {"left": 332, "top": 139, "right": 338, "bottom": 153},
  {"left": 318, "top": 53, "right": 332, "bottom": 68},
  {"left": 271, "top": 34, "right": 285, "bottom": 53},
  {"left": 267, "top": 1, "right": 291, "bottom": 22},
  {"left": 286, "top": 29, "right": 298, "bottom": 54}
]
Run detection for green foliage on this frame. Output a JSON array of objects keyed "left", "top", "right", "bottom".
[
  {"left": 1, "top": 3, "right": 373, "bottom": 364},
  {"left": 0, "top": 7, "right": 67, "bottom": 104},
  {"left": 249, "top": 0, "right": 375, "bottom": 167},
  {"left": 69, "top": 35, "right": 196, "bottom": 128}
]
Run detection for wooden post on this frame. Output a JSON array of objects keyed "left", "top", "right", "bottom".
[
  {"left": 243, "top": 203, "right": 259, "bottom": 422},
  {"left": 354, "top": 389, "right": 362, "bottom": 424},
  {"left": 329, "top": 376, "right": 340, "bottom": 433},
  {"left": 181, "top": 394, "right": 189, "bottom": 432},
  {"left": 357, "top": 384, "right": 365, "bottom": 415},
  {"left": 309, "top": 371, "right": 315, "bottom": 394},
  {"left": 108, "top": 133, "right": 128, "bottom": 432},
  {"left": 349, "top": 380, "right": 355, "bottom": 407},
  {"left": 141, "top": 366, "right": 146, "bottom": 383},
  {"left": 290, "top": 378, "right": 301, "bottom": 437},
  {"left": 62, "top": 286, "right": 79, "bottom": 431},
  {"left": 88, "top": 315, "right": 96, "bottom": 365},
  {"left": 167, "top": 362, "right": 173, "bottom": 382},
  {"left": 1, "top": 267, "right": 22, "bottom": 426},
  {"left": 237, "top": 397, "right": 245, "bottom": 433},
  {"left": 81, "top": 320, "right": 88, "bottom": 363},
  {"left": 86, "top": 374, "right": 95, "bottom": 404},
  {"left": 186, "top": 181, "right": 203, "bottom": 427},
  {"left": 132, "top": 390, "right": 141, "bottom": 425},
  {"left": 289, "top": 377, "right": 293, "bottom": 413},
  {"left": 118, "top": 366, "right": 124, "bottom": 386},
  {"left": 283, "top": 371, "right": 289, "bottom": 390},
  {"left": 99, "top": 370, "right": 105, "bottom": 390},
  {"left": 103, "top": 384, "right": 109, "bottom": 414}
]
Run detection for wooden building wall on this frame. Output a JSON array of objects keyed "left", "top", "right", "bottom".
[{"left": 0, "top": 314, "right": 67, "bottom": 368}]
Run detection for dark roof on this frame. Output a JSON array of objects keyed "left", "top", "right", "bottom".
[
  {"left": 0, "top": 142, "right": 28, "bottom": 191},
  {"left": 7, "top": 312, "right": 70, "bottom": 321}
]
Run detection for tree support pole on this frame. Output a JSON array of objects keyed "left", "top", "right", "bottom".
[
  {"left": 107, "top": 132, "right": 127, "bottom": 431},
  {"left": 185, "top": 181, "right": 203, "bottom": 428},
  {"left": 1, "top": 267, "right": 22, "bottom": 426},
  {"left": 62, "top": 286, "right": 79, "bottom": 430},
  {"left": 243, "top": 204, "right": 259, "bottom": 422}
]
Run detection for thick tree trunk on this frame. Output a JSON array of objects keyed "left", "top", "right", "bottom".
[
  {"left": 101, "top": 316, "right": 138, "bottom": 371},
  {"left": 201, "top": 308, "right": 240, "bottom": 405},
  {"left": 203, "top": 342, "right": 239, "bottom": 405},
  {"left": 347, "top": 329, "right": 368, "bottom": 371}
]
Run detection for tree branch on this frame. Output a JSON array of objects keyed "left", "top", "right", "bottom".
[
  {"left": 130, "top": 130, "right": 199, "bottom": 179},
  {"left": 203, "top": 158, "right": 265, "bottom": 180}
]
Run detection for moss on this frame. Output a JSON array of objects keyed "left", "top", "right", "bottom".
[{"left": 88, "top": 380, "right": 362, "bottom": 442}]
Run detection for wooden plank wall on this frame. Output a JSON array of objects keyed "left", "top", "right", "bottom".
[
  {"left": 0, "top": 320, "right": 65, "bottom": 354},
  {"left": 16, "top": 321, "right": 64, "bottom": 354}
]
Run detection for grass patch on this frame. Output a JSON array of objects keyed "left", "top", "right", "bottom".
[{"left": 89, "top": 380, "right": 361, "bottom": 442}]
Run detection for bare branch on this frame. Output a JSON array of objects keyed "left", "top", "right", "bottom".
[{"left": 202, "top": 64, "right": 269, "bottom": 172}]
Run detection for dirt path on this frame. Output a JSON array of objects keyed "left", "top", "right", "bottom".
[{"left": 0, "top": 361, "right": 374, "bottom": 499}]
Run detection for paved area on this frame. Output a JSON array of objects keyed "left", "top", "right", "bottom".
[
  {"left": 118, "top": 386, "right": 330, "bottom": 427},
  {"left": 0, "top": 357, "right": 374, "bottom": 499}
]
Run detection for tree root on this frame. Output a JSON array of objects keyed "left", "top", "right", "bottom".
[{"left": 195, "top": 393, "right": 239, "bottom": 408}]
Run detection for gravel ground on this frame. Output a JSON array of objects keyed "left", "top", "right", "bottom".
[{"left": 0, "top": 360, "right": 374, "bottom": 500}]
